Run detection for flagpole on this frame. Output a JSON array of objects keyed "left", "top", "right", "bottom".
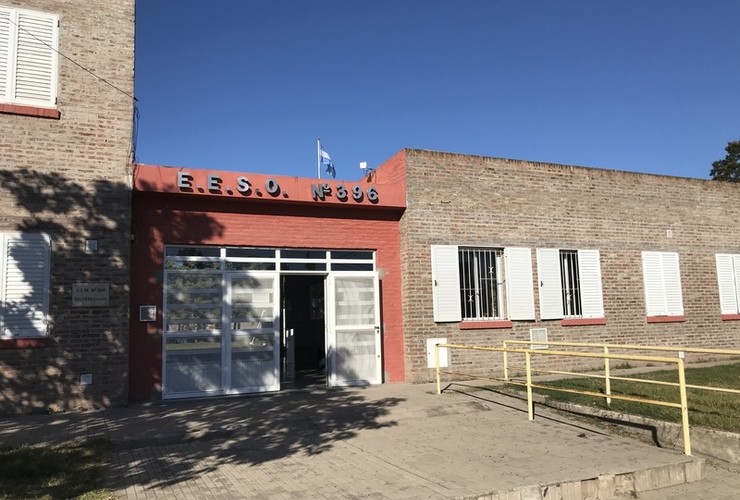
[{"left": 317, "top": 138, "right": 321, "bottom": 179}]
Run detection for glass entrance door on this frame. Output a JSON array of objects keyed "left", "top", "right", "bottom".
[
  {"left": 163, "top": 271, "right": 223, "bottom": 397},
  {"left": 226, "top": 273, "right": 281, "bottom": 393},
  {"left": 162, "top": 246, "right": 379, "bottom": 398},
  {"left": 162, "top": 271, "right": 280, "bottom": 398},
  {"left": 326, "top": 272, "right": 381, "bottom": 386}
]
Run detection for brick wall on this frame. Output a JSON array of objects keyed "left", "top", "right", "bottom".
[
  {"left": 396, "top": 149, "right": 740, "bottom": 382},
  {"left": 0, "top": 0, "right": 135, "bottom": 413}
]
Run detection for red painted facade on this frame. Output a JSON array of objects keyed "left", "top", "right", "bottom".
[{"left": 129, "top": 164, "right": 407, "bottom": 402}]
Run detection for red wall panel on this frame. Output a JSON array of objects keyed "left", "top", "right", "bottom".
[{"left": 129, "top": 166, "right": 406, "bottom": 402}]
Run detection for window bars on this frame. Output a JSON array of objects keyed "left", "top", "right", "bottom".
[
  {"left": 459, "top": 248, "right": 504, "bottom": 320},
  {"left": 559, "top": 250, "right": 582, "bottom": 317}
]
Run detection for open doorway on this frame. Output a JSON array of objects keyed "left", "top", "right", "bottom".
[{"left": 281, "top": 274, "right": 326, "bottom": 388}]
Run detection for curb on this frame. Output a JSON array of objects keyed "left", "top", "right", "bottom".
[{"left": 469, "top": 457, "right": 705, "bottom": 500}]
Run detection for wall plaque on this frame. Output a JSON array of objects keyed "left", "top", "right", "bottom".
[{"left": 72, "top": 283, "right": 110, "bottom": 307}]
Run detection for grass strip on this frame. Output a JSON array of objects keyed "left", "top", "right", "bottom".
[
  {"left": 0, "top": 437, "right": 114, "bottom": 500},
  {"left": 516, "top": 362, "right": 740, "bottom": 433}
]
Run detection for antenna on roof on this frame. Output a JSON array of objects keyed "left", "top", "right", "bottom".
[{"left": 360, "top": 161, "right": 376, "bottom": 180}]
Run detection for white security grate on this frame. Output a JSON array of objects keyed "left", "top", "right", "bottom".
[
  {"left": 458, "top": 247, "right": 504, "bottom": 320},
  {"left": 559, "top": 250, "right": 582, "bottom": 317}
]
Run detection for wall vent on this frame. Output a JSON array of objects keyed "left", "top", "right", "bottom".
[{"left": 530, "top": 328, "right": 548, "bottom": 350}]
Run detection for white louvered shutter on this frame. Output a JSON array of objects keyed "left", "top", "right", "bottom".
[
  {"left": 715, "top": 254, "right": 739, "bottom": 315},
  {"left": 536, "top": 248, "right": 563, "bottom": 320},
  {"left": 642, "top": 251, "right": 683, "bottom": 316},
  {"left": 662, "top": 252, "right": 683, "bottom": 316},
  {"left": 1, "top": 234, "right": 51, "bottom": 337},
  {"left": 578, "top": 249, "right": 604, "bottom": 318},
  {"left": 13, "top": 10, "right": 58, "bottom": 108},
  {"left": 431, "top": 245, "right": 461, "bottom": 322},
  {"left": 642, "top": 252, "right": 667, "bottom": 316},
  {"left": 0, "top": 8, "right": 12, "bottom": 102},
  {"left": 505, "top": 247, "right": 535, "bottom": 320},
  {"left": 733, "top": 256, "right": 740, "bottom": 312}
]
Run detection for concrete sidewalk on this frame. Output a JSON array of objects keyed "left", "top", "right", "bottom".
[{"left": 0, "top": 381, "right": 725, "bottom": 499}]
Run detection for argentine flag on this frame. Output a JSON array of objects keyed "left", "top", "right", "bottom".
[{"left": 320, "top": 145, "right": 336, "bottom": 179}]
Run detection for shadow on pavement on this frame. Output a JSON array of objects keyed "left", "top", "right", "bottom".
[{"left": 105, "top": 387, "right": 404, "bottom": 490}]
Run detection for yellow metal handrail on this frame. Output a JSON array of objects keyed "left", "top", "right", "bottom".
[
  {"left": 434, "top": 343, "right": 692, "bottom": 455},
  {"left": 502, "top": 340, "right": 740, "bottom": 403}
]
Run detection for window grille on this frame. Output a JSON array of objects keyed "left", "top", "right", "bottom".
[
  {"left": 559, "top": 250, "right": 582, "bottom": 317},
  {"left": 458, "top": 248, "right": 504, "bottom": 320}
]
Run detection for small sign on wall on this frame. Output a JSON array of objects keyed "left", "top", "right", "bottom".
[{"left": 72, "top": 283, "right": 110, "bottom": 307}]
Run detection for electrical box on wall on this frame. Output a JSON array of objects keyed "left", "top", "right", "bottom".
[
  {"left": 426, "top": 337, "right": 448, "bottom": 368},
  {"left": 139, "top": 305, "right": 157, "bottom": 322}
]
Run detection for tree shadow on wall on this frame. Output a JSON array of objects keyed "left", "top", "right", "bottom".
[
  {"left": 0, "top": 168, "right": 224, "bottom": 415},
  {"left": 0, "top": 170, "right": 406, "bottom": 495}
]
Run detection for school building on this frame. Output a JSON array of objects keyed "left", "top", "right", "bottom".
[{"left": 2, "top": 0, "right": 740, "bottom": 412}]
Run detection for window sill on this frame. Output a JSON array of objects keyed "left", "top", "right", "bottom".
[
  {"left": 561, "top": 317, "right": 606, "bottom": 326},
  {"left": 721, "top": 314, "right": 740, "bottom": 321},
  {"left": 0, "top": 338, "right": 50, "bottom": 349},
  {"left": 458, "top": 320, "right": 512, "bottom": 330},
  {"left": 646, "top": 315, "right": 686, "bottom": 324},
  {"left": 0, "top": 103, "right": 60, "bottom": 119}
]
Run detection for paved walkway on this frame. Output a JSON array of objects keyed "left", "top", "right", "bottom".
[{"left": 0, "top": 381, "right": 735, "bottom": 499}]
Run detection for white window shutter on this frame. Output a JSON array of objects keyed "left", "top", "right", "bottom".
[
  {"left": 734, "top": 256, "right": 740, "bottom": 313},
  {"left": 0, "top": 8, "right": 12, "bottom": 102},
  {"left": 642, "top": 251, "right": 667, "bottom": 316},
  {"left": 505, "top": 247, "right": 535, "bottom": 320},
  {"left": 431, "top": 245, "right": 461, "bottom": 322},
  {"left": 1, "top": 234, "right": 51, "bottom": 337},
  {"left": 716, "top": 254, "right": 738, "bottom": 315},
  {"left": 13, "top": 10, "right": 58, "bottom": 108},
  {"left": 642, "top": 251, "right": 683, "bottom": 317},
  {"left": 578, "top": 249, "right": 604, "bottom": 318},
  {"left": 536, "top": 248, "right": 563, "bottom": 320},
  {"left": 662, "top": 252, "right": 683, "bottom": 316}
]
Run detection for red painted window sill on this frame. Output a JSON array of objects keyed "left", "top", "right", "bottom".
[
  {"left": 458, "top": 320, "right": 513, "bottom": 330},
  {"left": 0, "top": 103, "right": 60, "bottom": 119},
  {"left": 646, "top": 315, "right": 686, "bottom": 323},
  {"left": 721, "top": 314, "right": 740, "bottom": 321},
  {"left": 561, "top": 317, "right": 607, "bottom": 326},
  {"left": 0, "top": 338, "right": 50, "bottom": 349}
]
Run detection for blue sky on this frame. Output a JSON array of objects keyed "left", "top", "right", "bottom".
[{"left": 134, "top": 1, "right": 740, "bottom": 181}]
